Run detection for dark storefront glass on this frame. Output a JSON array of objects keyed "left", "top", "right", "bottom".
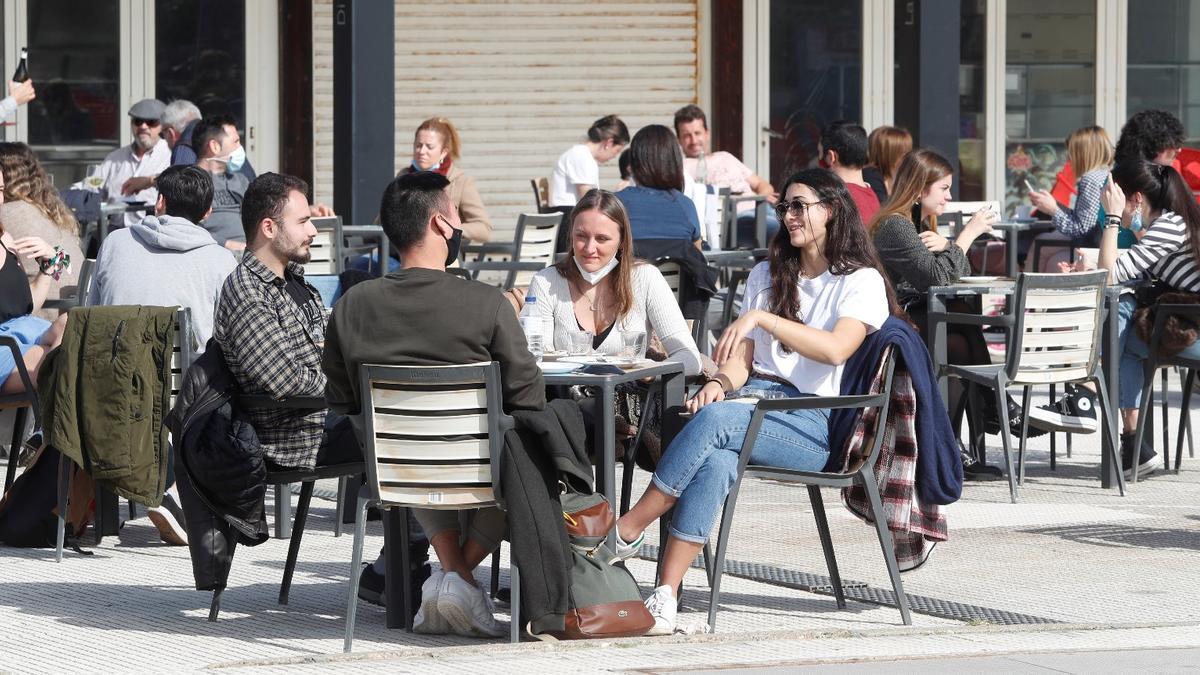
[
  {"left": 959, "top": 1, "right": 986, "bottom": 201},
  {"left": 26, "top": 0, "right": 120, "bottom": 147},
  {"left": 768, "top": 0, "right": 862, "bottom": 186},
  {"left": 1127, "top": 0, "right": 1200, "bottom": 140},
  {"left": 155, "top": 0, "right": 245, "bottom": 124}
]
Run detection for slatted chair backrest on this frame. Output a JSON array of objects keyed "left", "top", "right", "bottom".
[
  {"left": 305, "top": 216, "right": 343, "bottom": 275},
  {"left": 530, "top": 177, "right": 550, "bottom": 212},
  {"left": 654, "top": 259, "right": 684, "bottom": 304},
  {"left": 511, "top": 212, "right": 563, "bottom": 287},
  {"left": 358, "top": 362, "right": 507, "bottom": 509},
  {"left": 1006, "top": 271, "right": 1108, "bottom": 386}
]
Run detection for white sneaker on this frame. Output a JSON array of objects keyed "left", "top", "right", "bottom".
[
  {"left": 147, "top": 494, "right": 187, "bottom": 546},
  {"left": 413, "top": 569, "right": 449, "bottom": 634},
  {"left": 614, "top": 529, "right": 644, "bottom": 561},
  {"left": 643, "top": 584, "right": 677, "bottom": 636},
  {"left": 438, "top": 571, "right": 504, "bottom": 638}
]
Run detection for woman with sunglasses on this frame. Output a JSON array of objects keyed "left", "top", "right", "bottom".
[
  {"left": 868, "top": 149, "right": 1020, "bottom": 463},
  {"left": 611, "top": 168, "right": 897, "bottom": 635}
]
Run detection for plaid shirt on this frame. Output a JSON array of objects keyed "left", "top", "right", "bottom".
[
  {"left": 839, "top": 356, "right": 947, "bottom": 569},
  {"left": 214, "top": 251, "right": 330, "bottom": 469}
]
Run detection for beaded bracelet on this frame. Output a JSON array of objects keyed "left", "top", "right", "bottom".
[{"left": 37, "top": 246, "right": 71, "bottom": 281}]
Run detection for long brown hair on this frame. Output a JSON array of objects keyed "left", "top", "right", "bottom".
[
  {"left": 0, "top": 142, "right": 78, "bottom": 234},
  {"left": 767, "top": 169, "right": 902, "bottom": 323},
  {"left": 554, "top": 189, "right": 637, "bottom": 319},
  {"left": 870, "top": 148, "right": 953, "bottom": 234}
]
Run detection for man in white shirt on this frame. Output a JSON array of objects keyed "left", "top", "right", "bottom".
[
  {"left": 674, "top": 105, "right": 779, "bottom": 247},
  {"left": 97, "top": 98, "right": 172, "bottom": 227}
]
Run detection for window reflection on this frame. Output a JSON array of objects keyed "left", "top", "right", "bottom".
[
  {"left": 1127, "top": 0, "right": 1200, "bottom": 140},
  {"left": 155, "top": 0, "right": 245, "bottom": 124}
]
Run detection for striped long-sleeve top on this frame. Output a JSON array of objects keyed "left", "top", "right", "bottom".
[
  {"left": 1052, "top": 168, "right": 1108, "bottom": 238},
  {"left": 1112, "top": 211, "right": 1200, "bottom": 292}
]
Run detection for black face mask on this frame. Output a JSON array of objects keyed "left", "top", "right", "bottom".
[{"left": 443, "top": 225, "right": 464, "bottom": 266}]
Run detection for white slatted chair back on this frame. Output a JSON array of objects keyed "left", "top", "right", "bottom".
[
  {"left": 358, "top": 362, "right": 507, "bottom": 509},
  {"left": 655, "top": 259, "right": 684, "bottom": 303},
  {"left": 1007, "top": 271, "right": 1107, "bottom": 386},
  {"left": 512, "top": 212, "right": 563, "bottom": 287},
  {"left": 304, "top": 216, "right": 343, "bottom": 276}
]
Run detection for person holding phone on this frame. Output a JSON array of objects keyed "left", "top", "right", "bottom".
[
  {"left": 610, "top": 169, "right": 897, "bottom": 635},
  {"left": 1028, "top": 126, "right": 1116, "bottom": 247}
]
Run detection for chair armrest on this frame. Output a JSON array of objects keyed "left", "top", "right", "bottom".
[
  {"left": 750, "top": 392, "right": 887, "bottom": 413},
  {"left": 464, "top": 241, "right": 517, "bottom": 258},
  {"left": 0, "top": 335, "right": 37, "bottom": 396},
  {"left": 238, "top": 394, "right": 327, "bottom": 411},
  {"left": 461, "top": 260, "right": 546, "bottom": 273}
]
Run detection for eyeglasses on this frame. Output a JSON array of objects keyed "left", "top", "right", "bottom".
[
  {"left": 132, "top": 118, "right": 160, "bottom": 128},
  {"left": 774, "top": 198, "right": 825, "bottom": 219}
]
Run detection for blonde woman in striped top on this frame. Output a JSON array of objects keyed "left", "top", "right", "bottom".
[{"left": 1094, "top": 161, "right": 1200, "bottom": 477}]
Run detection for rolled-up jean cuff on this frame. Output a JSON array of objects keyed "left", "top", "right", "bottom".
[
  {"left": 668, "top": 525, "right": 709, "bottom": 545},
  {"left": 650, "top": 473, "right": 685, "bottom": 499}
]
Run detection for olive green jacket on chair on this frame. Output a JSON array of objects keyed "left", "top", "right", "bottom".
[{"left": 38, "top": 305, "right": 177, "bottom": 507}]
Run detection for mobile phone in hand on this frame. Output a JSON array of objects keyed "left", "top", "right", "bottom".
[{"left": 1024, "top": 179, "right": 1037, "bottom": 193}]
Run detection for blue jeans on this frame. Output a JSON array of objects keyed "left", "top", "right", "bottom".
[
  {"left": 1118, "top": 293, "right": 1200, "bottom": 408},
  {"left": 651, "top": 378, "right": 830, "bottom": 544}
]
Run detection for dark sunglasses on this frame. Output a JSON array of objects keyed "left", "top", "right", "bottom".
[
  {"left": 132, "top": 117, "right": 160, "bottom": 127},
  {"left": 774, "top": 198, "right": 825, "bottom": 219}
]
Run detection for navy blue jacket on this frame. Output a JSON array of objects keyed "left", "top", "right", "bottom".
[{"left": 827, "top": 315, "right": 963, "bottom": 505}]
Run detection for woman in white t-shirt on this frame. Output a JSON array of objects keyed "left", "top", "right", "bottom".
[
  {"left": 549, "top": 115, "right": 629, "bottom": 208},
  {"left": 612, "top": 168, "right": 897, "bottom": 635}
]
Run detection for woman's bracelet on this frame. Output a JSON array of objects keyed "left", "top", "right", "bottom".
[
  {"left": 36, "top": 246, "right": 71, "bottom": 281},
  {"left": 1103, "top": 215, "right": 1123, "bottom": 230},
  {"left": 704, "top": 375, "right": 728, "bottom": 393}
]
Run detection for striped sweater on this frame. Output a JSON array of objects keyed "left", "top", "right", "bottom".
[{"left": 1113, "top": 211, "right": 1200, "bottom": 292}]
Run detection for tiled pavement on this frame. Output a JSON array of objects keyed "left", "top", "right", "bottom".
[{"left": 3, "top": 387, "right": 1200, "bottom": 672}]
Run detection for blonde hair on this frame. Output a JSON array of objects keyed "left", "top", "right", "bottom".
[
  {"left": 0, "top": 142, "right": 78, "bottom": 234},
  {"left": 1066, "top": 125, "right": 1114, "bottom": 176},
  {"left": 869, "top": 148, "right": 953, "bottom": 234},
  {"left": 867, "top": 126, "right": 913, "bottom": 183},
  {"left": 414, "top": 117, "right": 462, "bottom": 162}
]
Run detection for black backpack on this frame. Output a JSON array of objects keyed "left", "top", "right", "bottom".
[{"left": 0, "top": 446, "right": 67, "bottom": 547}]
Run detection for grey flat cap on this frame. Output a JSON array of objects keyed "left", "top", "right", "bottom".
[{"left": 128, "top": 98, "right": 166, "bottom": 120}]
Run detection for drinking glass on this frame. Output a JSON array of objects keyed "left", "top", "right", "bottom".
[
  {"left": 568, "top": 329, "right": 593, "bottom": 356},
  {"left": 619, "top": 330, "right": 646, "bottom": 362},
  {"left": 526, "top": 333, "right": 544, "bottom": 362}
]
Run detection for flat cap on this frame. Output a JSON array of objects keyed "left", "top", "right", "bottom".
[{"left": 128, "top": 98, "right": 166, "bottom": 120}]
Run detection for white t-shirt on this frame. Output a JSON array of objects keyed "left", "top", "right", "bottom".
[
  {"left": 741, "top": 261, "right": 889, "bottom": 396},
  {"left": 549, "top": 144, "right": 599, "bottom": 207}
]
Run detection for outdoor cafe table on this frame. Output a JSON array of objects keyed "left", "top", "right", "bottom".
[
  {"left": 341, "top": 224, "right": 388, "bottom": 273},
  {"left": 926, "top": 279, "right": 1122, "bottom": 488},
  {"left": 986, "top": 221, "right": 1055, "bottom": 279},
  {"left": 542, "top": 359, "right": 687, "bottom": 554}
]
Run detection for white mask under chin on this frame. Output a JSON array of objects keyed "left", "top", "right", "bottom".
[{"left": 574, "top": 255, "right": 620, "bottom": 285}]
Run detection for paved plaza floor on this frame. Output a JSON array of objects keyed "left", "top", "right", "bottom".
[{"left": 3, "top": 387, "right": 1200, "bottom": 672}]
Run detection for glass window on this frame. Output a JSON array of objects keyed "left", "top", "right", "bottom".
[
  {"left": 768, "top": 0, "right": 862, "bottom": 186},
  {"left": 26, "top": 0, "right": 120, "bottom": 147},
  {"left": 1004, "top": 0, "right": 1095, "bottom": 215},
  {"left": 155, "top": 0, "right": 245, "bottom": 124},
  {"left": 959, "top": 1, "right": 986, "bottom": 201},
  {"left": 1127, "top": 0, "right": 1200, "bottom": 140}
]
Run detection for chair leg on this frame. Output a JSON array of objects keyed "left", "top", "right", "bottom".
[
  {"left": 860, "top": 466, "right": 911, "bottom": 625},
  {"left": 701, "top": 541, "right": 714, "bottom": 588},
  {"left": 208, "top": 588, "right": 225, "bottom": 622},
  {"left": 1186, "top": 368, "right": 1196, "bottom": 459},
  {"left": 334, "top": 476, "right": 348, "bottom": 537},
  {"left": 490, "top": 550, "right": 501, "bottom": 598},
  {"left": 4, "top": 406, "right": 27, "bottom": 492},
  {"left": 1048, "top": 384, "right": 1057, "bottom": 471},
  {"left": 1132, "top": 362, "right": 1158, "bottom": 485},
  {"left": 807, "top": 486, "right": 845, "bottom": 609},
  {"left": 55, "top": 454, "right": 70, "bottom": 563},
  {"left": 1161, "top": 368, "right": 1170, "bottom": 471},
  {"left": 1017, "top": 385, "right": 1032, "bottom": 485},
  {"left": 274, "top": 483, "right": 291, "bottom": 539},
  {"left": 706, "top": 476, "right": 747, "bottom": 633},
  {"left": 279, "top": 480, "right": 315, "bottom": 605},
  {"left": 509, "top": 561, "right": 522, "bottom": 644},
  {"left": 1094, "top": 370, "right": 1126, "bottom": 496},
  {"left": 343, "top": 494, "right": 370, "bottom": 653},
  {"left": 993, "top": 382, "right": 1019, "bottom": 503},
  {"left": 1177, "top": 368, "right": 1196, "bottom": 474},
  {"left": 383, "top": 507, "right": 412, "bottom": 631}
]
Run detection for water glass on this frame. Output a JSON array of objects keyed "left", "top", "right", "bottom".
[
  {"left": 568, "top": 329, "right": 593, "bottom": 356},
  {"left": 619, "top": 330, "right": 646, "bottom": 362},
  {"left": 526, "top": 333, "right": 544, "bottom": 362}
]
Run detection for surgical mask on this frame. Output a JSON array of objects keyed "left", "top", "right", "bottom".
[
  {"left": 1130, "top": 209, "right": 1144, "bottom": 233},
  {"left": 443, "top": 225, "right": 463, "bottom": 266},
  {"left": 412, "top": 160, "right": 440, "bottom": 173},
  {"left": 223, "top": 145, "right": 246, "bottom": 171},
  {"left": 574, "top": 254, "right": 619, "bottom": 285}
]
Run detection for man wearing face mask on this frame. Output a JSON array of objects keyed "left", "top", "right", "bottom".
[
  {"left": 193, "top": 114, "right": 254, "bottom": 251},
  {"left": 96, "top": 98, "right": 172, "bottom": 227},
  {"left": 322, "top": 171, "right": 543, "bottom": 636}
]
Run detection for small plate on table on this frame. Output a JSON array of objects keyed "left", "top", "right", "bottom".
[
  {"left": 958, "top": 276, "right": 1008, "bottom": 284},
  {"left": 538, "top": 361, "right": 584, "bottom": 374}
]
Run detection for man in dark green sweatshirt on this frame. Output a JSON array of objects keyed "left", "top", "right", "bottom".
[{"left": 322, "top": 171, "right": 543, "bottom": 638}]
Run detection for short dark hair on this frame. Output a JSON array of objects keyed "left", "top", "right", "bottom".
[
  {"left": 192, "top": 114, "right": 238, "bottom": 160},
  {"left": 241, "top": 172, "right": 309, "bottom": 243},
  {"left": 379, "top": 172, "right": 451, "bottom": 251},
  {"left": 629, "top": 124, "right": 685, "bottom": 191},
  {"left": 617, "top": 149, "right": 632, "bottom": 181},
  {"left": 820, "top": 120, "right": 869, "bottom": 168},
  {"left": 673, "top": 104, "right": 708, "bottom": 135},
  {"left": 156, "top": 165, "right": 213, "bottom": 224},
  {"left": 1115, "top": 110, "right": 1186, "bottom": 164}
]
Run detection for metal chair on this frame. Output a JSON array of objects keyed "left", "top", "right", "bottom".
[
  {"left": 705, "top": 350, "right": 909, "bottom": 632},
  {"left": 530, "top": 177, "right": 551, "bottom": 213},
  {"left": 723, "top": 193, "right": 768, "bottom": 249},
  {"left": 344, "top": 361, "right": 520, "bottom": 651},
  {"left": 467, "top": 212, "right": 563, "bottom": 289},
  {"left": 1132, "top": 303, "right": 1200, "bottom": 478},
  {"left": 1, "top": 336, "right": 40, "bottom": 493},
  {"left": 42, "top": 258, "right": 96, "bottom": 312},
  {"left": 944, "top": 271, "right": 1124, "bottom": 502},
  {"left": 304, "top": 216, "right": 345, "bottom": 275}
]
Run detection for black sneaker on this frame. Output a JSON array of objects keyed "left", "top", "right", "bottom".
[
  {"left": 982, "top": 396, "right": 1047, "bottom": 439},
  {"left": 1121, "top": 433, "right": 1159, "bottom": 480},
  {"left": 1028, "top": 386, "right": 1099, "bottom": 434},
  {"left": 959, "top": 440, "right": 1004, "bottom": 482}
]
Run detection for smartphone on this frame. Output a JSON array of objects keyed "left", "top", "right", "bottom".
[{"left": 1023, "top": 179, "right": 1037, "bottom": 193}]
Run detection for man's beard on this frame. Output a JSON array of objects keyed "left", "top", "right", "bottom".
[
  {"left": 134, "top": 134, "right": 156, "bottom": 152},
  {"left": 272, "top": 231, "right": 312, "bottom": 264}
]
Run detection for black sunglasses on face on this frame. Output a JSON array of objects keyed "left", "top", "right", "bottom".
[
  {"left": 774, "top": 198, "right": 825, "bottom": 219},
  {"left": 132, "top": 118, "right": 160, "bottom": 128}
]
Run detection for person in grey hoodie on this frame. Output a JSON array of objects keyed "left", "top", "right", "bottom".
[{"left": 89, "top": 164, "right": 236, "bottom": 352}]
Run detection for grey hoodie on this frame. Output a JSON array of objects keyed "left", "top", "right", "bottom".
[{"left": 89, "top": 214, "right": 238, "bottom": 352}]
